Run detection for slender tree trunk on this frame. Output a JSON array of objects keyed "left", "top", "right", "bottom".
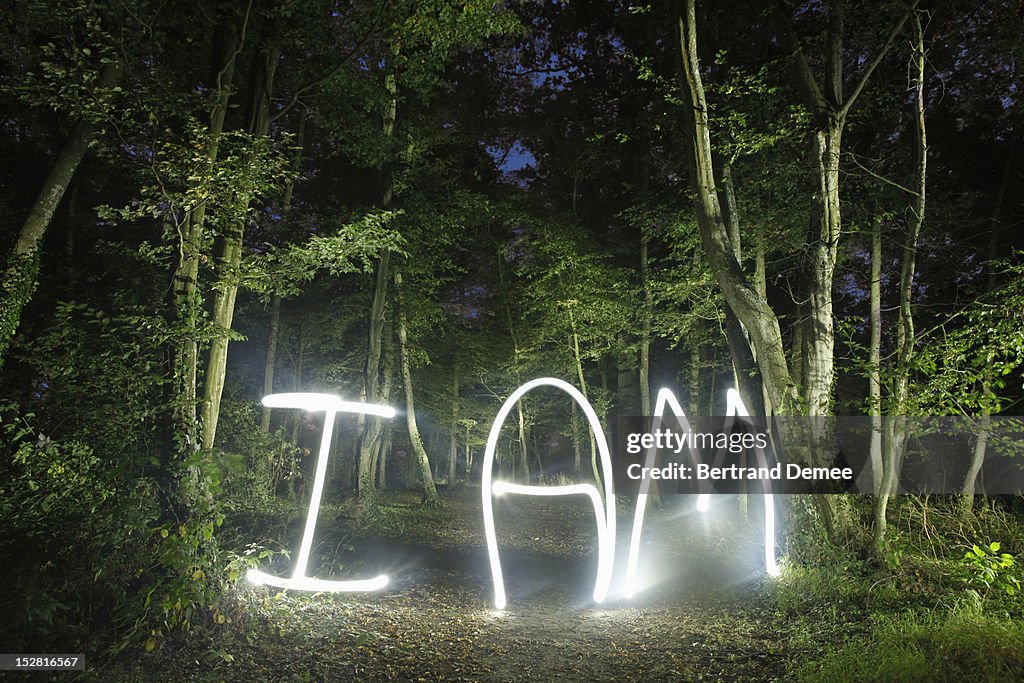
[
  {"left": 259, "top": 295, "right": 282, "bottom": 433},
  {"left": 639, "top": 236, "right": 652, "bottom": 416},
  {"left": 171, "top": 23, "right": 240, "bottom": 506},
  {"left": 717, "top": 154, "right": 767, "bottom": 417},
  {"left": 0, "top": 62, "right": 120, "bottom": 369},
  {"left": 961, "top": 414, "right": 991, "bottom": 505},
  {"left": 688, "top": 344, "right": 702, "bottom": 416},
  {"left": 517, "top": 401, "right": 530, "bottom": 483},
  {"left": 571, "top": 400, "right": 582, "bottom": 473},
  {"left": 960, "top": 122, "right": 1015, "bottom": 514},
  {"left": 395, "top": 269, "right": 439, "bottom": 505},
  {"left": 289, "top": 335, "right": 305, "bottom": 445},
  {"left": 378, "top": 420, "right": 391, "bottom": 490},
  {"left": 449, "top": 368, "right": 459, "bottom": 486},
  {"left": 868, "top": 218, "right": 883, "bottom": 493},
  {"left": 358, "top": 252, "right": 391, "bottom": 501},
  {"left": 875, "top": 13, "right": 927, "bottom": 551},
  {"left": 201, "top": 46, "right": 279, "bottom": 450},
  {"left": 567, "top": 307, "right": 600, "bottom": 486},
  {"left": 371, "top": 319, "right": 395, "bottom": 488},
  {"left": 357, "top": 60, "right": 398, "bottom": 505},
  {"left": 802, "top": 123, "right": 842, "bottom": 418},
  {"left": 259, "top": 113, "right": 304, "bottom": 433}
]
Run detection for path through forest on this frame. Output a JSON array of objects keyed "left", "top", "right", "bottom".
[{"left": 128, "top": 489, "right": 855, "bottom": 681}]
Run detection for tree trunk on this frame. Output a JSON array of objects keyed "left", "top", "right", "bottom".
[
  {"left": 171, "top": 23, "right": 240, "bottom": 507},
  {"left": 802, "top": 123, "right": 842, "bottom": 418},
  {"left": 289, "top": 335, "right": 305, "bottom": 445},
  {"left": 357, "top": 59, "right": 398, "bottom": 505},
  {"left": 571, "top": 400, "right": 582, "bottom": 473},
  {"left": 868, "top": 218, "right": 882, "bottom": 494},
  {"left": 874, "top": 12, "right": 927, "bottom": 551},
  {"left": 395, "top": 269, "right": 439, "bottom": 505},
  {"left": 639, "top": 236, "right": 652, "bottom": 416},
  {"left": 201, "top": 46, "right": 279, "bottom": 451},
  {"left": 0, "top": 62, "right": 120, "bottom": 369},
  {"left": 567, "top": 308, "right": 600, "bottom": 486},
  {"left": 961, "top": 413, "right": 991, "bottom": 506},
  {"left": 259, "top": 114, "right": 304, "bottom": 433},
  {"left": 718, "top": 154, "right": 766, "bottom": 418},
  {"left": 259, "top": 295, "right": 282, "bottom": 432},
  {"left": 378, "top": 420, "right": 391, "bottom": 490},
  {"left": 960, "top": 117, "right": 1015, "bottom": 515},
  {"left": 358, "top": 251, "right": 391, "bottom": 501},
  {"left": 517, "top": 401, "right": 530, "bottom": 483},
  {"left": 448, "top": 366, "right": 459, "bottom": 486}
]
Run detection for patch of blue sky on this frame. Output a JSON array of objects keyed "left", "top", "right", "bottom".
[{"left": 486, "top": 140, "right": 536, "bottom": 173}]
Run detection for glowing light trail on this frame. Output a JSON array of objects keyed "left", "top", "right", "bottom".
[
  {"left": 246, "top": 393, "right": 395, "bottom": 592},
  {"left": 723, "top": 389, "right": 778, "bottom": 578},
  {"left": 624, "top": 388, "right": 699, "bottom": 598},
  {"left": 623, "top": 388, "right": 778, "bottom": 598},
  {"left": 482, "top": 378, "right": 616, "bottom": 610}
]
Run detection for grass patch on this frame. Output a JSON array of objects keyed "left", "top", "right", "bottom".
[{"left": 794, "top": 611, "right": 1024, "bottom": 682}]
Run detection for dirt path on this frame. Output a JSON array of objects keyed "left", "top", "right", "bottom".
[{"left": 129, "top": 489, "right": 818, "bottom": 681}]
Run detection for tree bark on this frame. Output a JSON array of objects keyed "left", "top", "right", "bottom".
[
  {"left": 259, "top": 295, "right": 282, "bottom": 433},
  {"left": 259, "top": 112, "right": 303, "bottom": 433},
  {"left": 358, "top": 251, "right": 391, "bottom": 501},
  {"left": 395, "top": 269, "right": 439, "bottom": 505},
  {"left": 567, "top": 307, "right": 600, "bottom": 486},
  {"left": 868, "top": 218, "right": 882, "bottom": 494},
  {"left": 874, "top": 12, "right": 927, "bottom": 551},
  {"left": 449, "top": 370, "right": 459, "bottom": 485},
  {"left": 357, "top": 59, "right": 398, "bottom": 505},
  {"left": 172, "top": 20, "right": 240, "bottom": 506},
  {"left": 639, "top": 236, "right": 652, "bottom": 416},
  {"left": 517, "top": 401, "right": 530, "bottom": 482},
  {"left": 960, "top": 116, "right": 1015, "bottom": 514},
  {"left": 201, "top": 45, "right": 279, "bottom": 451}
]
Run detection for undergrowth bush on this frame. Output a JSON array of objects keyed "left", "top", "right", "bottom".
[
  {"left": 0, "top": 403, "right": 161, "bottom": 652},
  {"left": 0, "top": 401, "right": 281, "bottom": 659}
]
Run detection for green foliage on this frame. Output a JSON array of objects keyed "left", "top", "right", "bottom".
[
  {"left": 961, "top": 541, "right": 1021, "bottom": 607},
  {"left": 771, "top": 551, "right": 873, "bottom": 616},
  {"left": 0, "top": 402, "right": 160, "bottom": 652},
  {"left": 242, "top": 210, "right": 407, "bottom": 298},
  {"left": 98, "top": 124, "right": 294, "bottom": 239},
  {"left": 24, "top": 301, "right": 167, "bottom": 459},
  {"left": 912, "top": 256, "right": 1024, "bottom": 415},
  {"left": 8, "top": 0, "right": 124, "bottom": 121},
  {"left": 215, "top": 392, "right": 303, "bottom": 501}
]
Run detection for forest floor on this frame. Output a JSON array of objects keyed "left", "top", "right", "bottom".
[{"left": 115, "top": 488, "right": 867, "bottom": 682}]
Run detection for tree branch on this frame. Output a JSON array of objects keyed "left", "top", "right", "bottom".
[
  {"left": 839, "top": 0, "right": 918, "bottom": 119},
  {"left": 270, "top": 0, "right": 388, "bottom": 124},
  {"left": 847, "top": 152, "right": 920, "bottom": 196},
  {"left": 772, "top": 5, "right": 829, "bottom": 116}
]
